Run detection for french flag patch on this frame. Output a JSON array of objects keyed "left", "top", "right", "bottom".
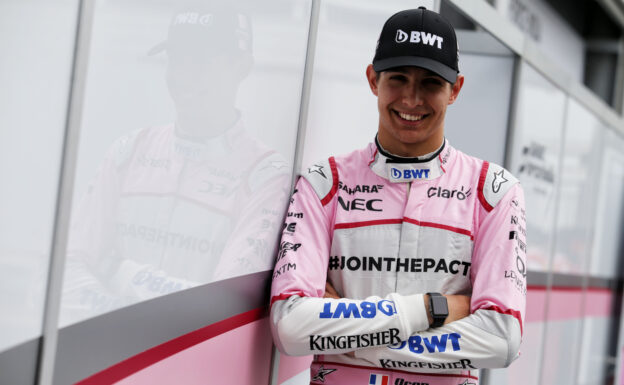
[{"left": 369, "top": 373, "right": 390, "bottom": 385}]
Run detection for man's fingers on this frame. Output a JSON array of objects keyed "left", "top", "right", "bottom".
[{"left": 323, "top": 282, "right": 341, "bottom": 299}]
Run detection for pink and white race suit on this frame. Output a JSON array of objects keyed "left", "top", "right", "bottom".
[{"left": 270, "top": 138, "right": 527, "bottom": 385}]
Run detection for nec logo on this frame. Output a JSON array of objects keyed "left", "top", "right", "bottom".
[
  {"left": 338, "top": 197, "right": 382, "bottom": 212},
  {"left": 395, "top": 29, "right": 443, "bottom": 49},
  {"left": 391, "top": 168, "right": 430, "bottom": 180}
]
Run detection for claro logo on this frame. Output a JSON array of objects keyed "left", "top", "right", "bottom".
[
  {"left": 427, "top": 186, "right": 472, "bottom": 201},
  {"left": 395, "top": 29, "right": 444, "bottom": 49}
]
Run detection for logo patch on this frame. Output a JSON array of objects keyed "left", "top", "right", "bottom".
[
  {"left": 395, "top": 29, "right": 443, "bottom": 49},
  {"left": 369, "top": 373, "right": 390, "bottom": 385},
  {"left": 492, "top": 169, "right": 508, "bottom": 193},
  {"left": 311, "top": 365, "right": 336, "bottom": 382},
  {"left": 388, "top": 165, "right": 432, "bottom": 182},
  {"left": 308, "top": 164, "right": 326, "bottom": 178},
  {"left": 427, "top": 186, "right": 471, "bottom": 200}
]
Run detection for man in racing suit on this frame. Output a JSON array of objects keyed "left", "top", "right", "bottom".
[{"left": 270, "top": 8, "right": 526, "bottom": 385}]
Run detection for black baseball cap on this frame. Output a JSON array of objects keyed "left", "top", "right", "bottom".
[
  {"left": 148, "top": 3, "right": 252, "bottom": 57},
  {"left": 372, "top": 7, "right": 459, "bottom": 83}
]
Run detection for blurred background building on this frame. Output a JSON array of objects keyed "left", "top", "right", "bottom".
[{"left": 0, "top": 0, "right": 623, "bottom": 384}]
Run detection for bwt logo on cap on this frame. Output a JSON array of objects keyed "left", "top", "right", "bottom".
[
  {"left": 395, "top": 29, "right": 444, "bottom": 49},
  {"left": 173, "top": 12, "right": 213, "bottom": 26}
]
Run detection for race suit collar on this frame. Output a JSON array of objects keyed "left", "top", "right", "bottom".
[
  {"left": 172, "top": 117, "right": 245, "bottom": 160},
  {"left": 375, "top": 135, "right": 445, "bottom": 163},
  {"left": 369, "top": 136, "right": 454, "bottom": 183}
]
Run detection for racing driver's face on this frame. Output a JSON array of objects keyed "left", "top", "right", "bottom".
[{"left": 366, "top": 64, "right": 464, "bottom": 157}]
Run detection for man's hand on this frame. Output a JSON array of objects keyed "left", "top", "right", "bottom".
[
  {"left": 323, "top": 282, "right": 341, "bottom": 299},
  {"left": 424, "top": 294, "right": 471, "bottom": 326}
]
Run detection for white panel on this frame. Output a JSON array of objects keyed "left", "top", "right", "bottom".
[
  {"left": 540, "top": 319, "right": 584, "bottom": 384},
  {"left": 552, "top": 98, "right": 605, "bottom": 274},
  {"left": 487, "top": 322, "right": 543, "bottom": 385},
  {"left": 445, "top": 50, "right": 514, "bottom": 165},
  {"left": 0, "top": 0, "right": 78, "bottom": 351},
  {"left": 508, "top": 62, "right": 566, "bottom": 272},
  {"left": 494, "top": 0, "right": 585, "bottom": 82},
  {"left": 577, "top": 317, "right": 613, "bottom": 384},
  {"left": 590, "top": 129, "right": 624, "bottom": 278},
  {"left": 59, "top": 0, "right": 310, "bottom": 326}
]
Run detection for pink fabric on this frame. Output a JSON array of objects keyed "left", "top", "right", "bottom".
[
  {"left": 310, "top": 361, "right": 479, "bottom": 385},
  {"left": 116, "top": 319, "right": 273, "bottom": 385},
  {"left": 278, "top": 355, "right": 313, "bottom": 384}
]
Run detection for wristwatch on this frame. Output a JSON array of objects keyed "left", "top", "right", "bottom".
[{"left": 427, "top": 292, "right": 449, "bottom": 327}]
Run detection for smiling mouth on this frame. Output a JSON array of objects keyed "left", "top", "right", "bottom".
[{"left": 395, "top": 111, "right": 428, "bottom": 122}]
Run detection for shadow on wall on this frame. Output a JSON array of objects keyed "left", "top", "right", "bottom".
[{"left": 59, "top": 0, "right": 291, "bottom": 327}]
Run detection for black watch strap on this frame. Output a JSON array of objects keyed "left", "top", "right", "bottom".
[{"left": 427, "top": 292, "right": 449, "bottom": 328}]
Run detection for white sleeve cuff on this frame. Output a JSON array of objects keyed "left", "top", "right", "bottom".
[{"left": 393, "top": 293, "right": 430, "bottom": 336}]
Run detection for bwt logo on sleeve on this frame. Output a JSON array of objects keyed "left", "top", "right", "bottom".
[{"left": 395, "top": 29, "right": 443, "bottom": 49}]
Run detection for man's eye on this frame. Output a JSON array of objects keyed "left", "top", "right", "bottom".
[{"left": 424, "top": 78, "right": 442, "bottom": 85}]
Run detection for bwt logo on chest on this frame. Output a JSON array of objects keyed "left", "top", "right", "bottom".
[
  {"left": 391, "top": 168, "right": 430, "bottom": 180},
  {"left": 395, "top": 29, "right": 443, "bottom": 49}
]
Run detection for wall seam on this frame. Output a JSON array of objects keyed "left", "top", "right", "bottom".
[
  {"left": 536, "top": 91, "right": 570, "bottom": 385},
  {"left": 267, "top": 0, "right": 321, "bottom": 384},
  {"left": 36, "top": 0, "right": 96, "bottom": 384}
]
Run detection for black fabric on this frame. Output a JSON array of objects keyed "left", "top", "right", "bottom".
[
  {"left": 372, "top": 8, "right": 459, "bottom": 83},
  {"left": 375, "top": 135, "right": 446, "bottom": 164}
]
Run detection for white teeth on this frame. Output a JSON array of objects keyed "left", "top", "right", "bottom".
[{"left": 398, "top": 112, "right": 424, "bottom": 121}]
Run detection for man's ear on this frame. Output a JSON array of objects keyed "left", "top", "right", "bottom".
[
  {"left": 366, "top": 64, "right": 379, "bottom": 96},
  {"left": 448, "top": 74, "right": 464, "bottom": 105}
]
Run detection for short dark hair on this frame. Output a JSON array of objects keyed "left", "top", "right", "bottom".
[{"left": 375, "top": 68, "right": 456, "bottom": 87}]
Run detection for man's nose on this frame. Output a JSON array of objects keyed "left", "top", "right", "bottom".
[{"left": 402, "top": 86, "right": 424, "bottom": 107}]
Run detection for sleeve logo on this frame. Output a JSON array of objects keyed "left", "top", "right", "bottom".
[
  {"left": 369, "top": 373, "right": 390, "bottom": 385},
  {"left": 319, "top": 300, "right": 397, "bottom": 319},
  {"left": 308, "top": 164, "right": 326, "bottom": 179},
  {"left": 492, "top": 169, "right": 508, "bottom": 193}
]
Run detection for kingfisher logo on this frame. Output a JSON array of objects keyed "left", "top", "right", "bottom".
[
  {"left": 390, "top": 168, "right": 430, "bottom": 180},
  {"left": 395, "top": 29, "right": 444, "bottom": 49},
  {"left": 369, "top": 373, "right": 390, "bottom": 385}
]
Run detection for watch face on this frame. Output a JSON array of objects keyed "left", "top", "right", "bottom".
[{"left": 431, "top": 295, "right": 449, "bottom": 317}]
